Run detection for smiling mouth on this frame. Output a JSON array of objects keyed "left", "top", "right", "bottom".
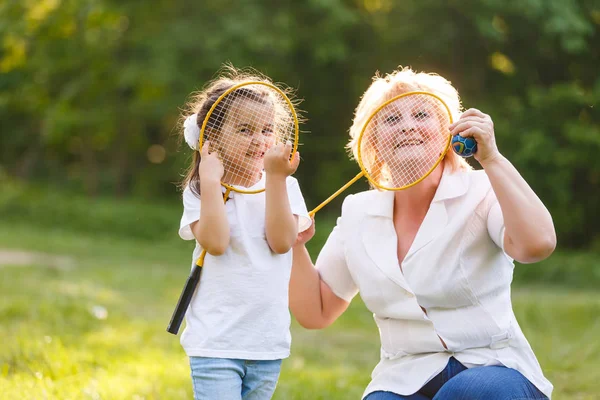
[{"left": 395, "top": 139, "right": 424, "bottom": 148}]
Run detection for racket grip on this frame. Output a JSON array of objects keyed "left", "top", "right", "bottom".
[{"left": 167, "top": 265, "right": 202, "bottom": 335}]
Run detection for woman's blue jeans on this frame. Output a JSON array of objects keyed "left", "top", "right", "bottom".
[{"left": 364, "top": 357, "right": 548, "bottom": 400}]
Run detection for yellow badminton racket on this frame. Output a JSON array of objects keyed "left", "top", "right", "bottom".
[
  {"left": 167, "top": 81, "right": 300, "bottom": 335},
  {"left": 310, "top": 91, "right": 453, "bottom": 216}
]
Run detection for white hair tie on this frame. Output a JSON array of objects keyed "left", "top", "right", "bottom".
[{"left": 183, "top": 114, "right": 200, "bottom": 150}]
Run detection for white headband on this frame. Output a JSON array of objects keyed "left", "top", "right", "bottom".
[{"left": 183, "top": 113, "right": 200, "bottom": 150}]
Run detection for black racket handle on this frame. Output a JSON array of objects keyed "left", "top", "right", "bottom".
[{"left": 167, "top": 265, "right": 202, "bottom": 335}]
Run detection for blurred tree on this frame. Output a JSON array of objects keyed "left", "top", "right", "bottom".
[{"left": 0, "top": 0, "right": 598, "bottom": 247}]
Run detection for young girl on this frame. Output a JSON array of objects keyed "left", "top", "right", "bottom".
[{"left": 178, "top": 66, "right": 311, "bottom": 400}]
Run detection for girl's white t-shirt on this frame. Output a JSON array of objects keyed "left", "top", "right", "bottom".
[{"left": 178, "top": 175, "right": 311, "bottom": 360}]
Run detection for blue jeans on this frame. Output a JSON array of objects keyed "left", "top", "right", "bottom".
[
  {"left": 364, "top": 357, "right": 548, "bottom": 400},
  {"left": 189, "top": 357, "right": 282, "bottom": 400}
]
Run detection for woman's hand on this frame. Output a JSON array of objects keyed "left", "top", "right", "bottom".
[
  {"left": 449, "top": 108, "right": 501, "bottom": 166},
  {"left": 294, "top": 216, "right": 316, "bottom": 247}
]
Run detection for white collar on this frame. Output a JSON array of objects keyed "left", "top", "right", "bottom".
[
  {"left": 225, "top": 172, "right": 266, "bottom": 197},
  {"left": 366, "top": 167, "right": 470, "bottom": 218}
]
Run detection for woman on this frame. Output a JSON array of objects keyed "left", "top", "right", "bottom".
[{"left": 290, "top": 67, "right": 555, "bottom": 399}]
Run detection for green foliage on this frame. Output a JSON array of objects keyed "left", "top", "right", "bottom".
[
  {"left": 0, "top": 0, "right": 599, "bottom": 246},
  {"left": 513, "top": 250, "right": 600, "bottom": 289},
  {"left": 0, "top": 177, "right": 180, "bottom": 242}
]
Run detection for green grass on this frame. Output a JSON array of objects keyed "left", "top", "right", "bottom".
[
  {"left": 1, "top": 223, "right": 599, "bottom": 399},
  {"left": 0, "top": 179, "right": 599, "bottom": 399}
]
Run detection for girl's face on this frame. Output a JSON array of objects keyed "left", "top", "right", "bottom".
[
  {"left": 215, "top": 97, "right": 277, "bottom": 187},
  {"left": 371, "top": 96, "right": 447, "bottom": 185}
]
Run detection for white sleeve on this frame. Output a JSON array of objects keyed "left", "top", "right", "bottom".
[
  {"left": 486, "top": 193, "right": 513, "bottom": 261},
  {"left": 487, "top": 201, "right": 505, "bottom": 250},
  {"left": 315, "top": 217, "right": 358, "bottom": 302},
  {"left": 286, "top": 177, "right": 312, "bottom": 233},
  {"left": 178, "top": 186, "right": 201, "bottom": 241}
]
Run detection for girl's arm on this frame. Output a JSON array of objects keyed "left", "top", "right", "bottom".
[
  {"left": 264, "top": 143, "right": 301, "bottom": 254},
  {"left": 265, "top": 174, "right": 298, "bottom": 254},
  {"left": 451, "top": 109, "right": 556, "bottom": 263},
  {"left": 191, "top": 142, "right": 230, "bottom": 255}
]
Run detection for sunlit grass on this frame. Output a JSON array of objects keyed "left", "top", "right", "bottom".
[{"left": 1, "top": 223, "right": 599, "bottom": 399}]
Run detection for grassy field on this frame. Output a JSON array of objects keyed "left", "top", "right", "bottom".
[{"left": 0, "top": 219, "right": 599, "bottom": 399}]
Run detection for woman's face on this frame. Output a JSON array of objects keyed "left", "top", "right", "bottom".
[
  {"left": 214, "top": 97, "right": 277, "bottom": 187},
  {"left": 371, "top": 96, "right": 448, "bottom": 186}
]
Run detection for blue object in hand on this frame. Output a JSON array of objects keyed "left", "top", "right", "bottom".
[{"left": 451, "top": 135, "right": 477, "bottom": 158}]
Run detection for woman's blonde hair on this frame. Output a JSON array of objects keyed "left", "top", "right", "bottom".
[
  {"left": 179, "top": 64, "right": 300, "bottom": 196},
  {"left": 347, "top": 66, "right": 471, "bottom": 186}
]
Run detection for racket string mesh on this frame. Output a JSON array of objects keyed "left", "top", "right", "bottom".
[
  {"left": 201, "top": 83, "right": 296, "bottom": 191},
  {"left": 359, "top": 93, "right": 451, "bottom": 190}
]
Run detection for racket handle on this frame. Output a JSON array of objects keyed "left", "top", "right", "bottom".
[
  {"left": 309, "top": 171, "right": 365, "bottom": 216},
  {"left": 168, "top": 193, "right": 229, "bottom": 335},
  {"left": 167, "top": 264, "right": 202, "bottom": 335}
]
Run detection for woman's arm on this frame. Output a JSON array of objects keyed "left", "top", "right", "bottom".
[
  {"left": 289, "top": 224, "right": 351, "bottom": 329},
  {"left": 480, "top": 155, "right": 556, "bottom": 263},
  {"left": 450, "top": 109, "right": 556, "bottom": 263}
]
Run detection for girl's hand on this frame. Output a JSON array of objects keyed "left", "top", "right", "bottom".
[
  {"left": 199, "top": 141, "right": 224, "bottom": 183},
  {"left": 449, "top": 108, "right": 501, "bottom": 166},
  {"left": 264, "top": 141, "right": 300, "bottom": 178},
  {"left": 294, "top": 217, "right": 315, "bottom": 247}
]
